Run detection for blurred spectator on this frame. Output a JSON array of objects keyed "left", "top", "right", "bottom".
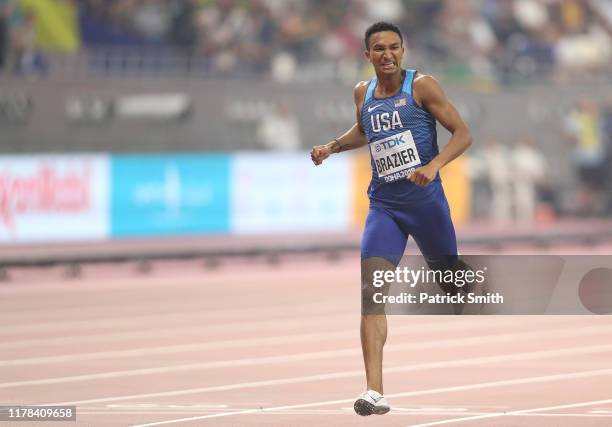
[
  {"left": 486, "top": 0, "right": 531, "bottom": 82},
  {"left": 79, "top": 0, "right": 153, "bottom": 46},
  {"left": 363, "top": 0, "right": 404, "bottom": 22},
  {"left": 130, "top": 0, "right": 170, "bottom": 42},
  {"left": 437, "top": 0, "right": 498, "bottom": 78},
  {"left": 398, "top": 0, "right": 443, "bottom": 52},
  {"left": 2, "top": 0, "right": 609, "bottom": 82},
  {"left": 275, "top": 1, "right": 323, "bottom": 63},
  {"left": 510, "top": 135, "right": 546, "bottom": 222},
  {"left": 604, "top": 97, "right": 612, "bottom": 148},
  {"left": 196, "top": 0, "right": 251, "bottom": 74},
  {"left": 466, "top": 149, "right": 489, "bottom": 220},
  {"left": 564, "top": 97, "right": 606, "bottom": 215},
  {"left": 169, "top": 0, "right": 198, "bottom": 50},
  {"left": 256, "top": 103, "right": 301, "bottom": 151},
  {"left": 481, "top": 138, "right": 513, "bottom": 222},
  {"left": 0, "top": 0, "right": 20, "bottom": 73},
  {"left": 11, "top": 10, "right": 48, "bottom": 76},
  {"left": 591, "top": 0, "right": 612, "bottom": 31},
  {"left": 240, "top": 0, "right": 277, "bottom": 75},
  {"left": 0, "top": 1, "right": 9, "bottom": 71},
  {"left": 319, "top": 4, "right": 365, "bottom": 83},
  {"left": 602, "top": 96, "right": 612, "bottom": 214}
]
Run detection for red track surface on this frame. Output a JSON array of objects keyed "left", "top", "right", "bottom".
[{"left": 1, "top": 253, "right": 611, "bottom": 426}]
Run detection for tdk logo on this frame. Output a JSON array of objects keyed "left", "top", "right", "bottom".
[{"left": 376, "top": 135, "right": 406, "bottom": 152}]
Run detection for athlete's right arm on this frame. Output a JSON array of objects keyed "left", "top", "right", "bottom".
[{"left": 311, "top": 82, "right": 369, "bottom": 166}]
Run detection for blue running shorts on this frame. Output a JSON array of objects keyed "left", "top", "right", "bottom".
[{"left": 361, "top": 184, "right": 458, "bottom": 268}]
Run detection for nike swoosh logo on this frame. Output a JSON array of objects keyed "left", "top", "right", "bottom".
[{"left": 367, "top": 104, "right": 383, "bottom": 113}]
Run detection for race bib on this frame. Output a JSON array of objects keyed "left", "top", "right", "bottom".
[{"left": 369, "top": 130, "right": 421, "bottom": 183}]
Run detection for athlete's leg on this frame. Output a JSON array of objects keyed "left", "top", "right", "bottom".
[
  {"left": 409, "top": 188, "right": 458, "bottom": 268},
  {"left": 360, "top": 256, "right": 392, "bottom": 393},
  {"left": 408, "top": 189, "right": 484, "bottom": 313},
  {"left": 360, "top": 207, "right": 407, "bottom": 394}
]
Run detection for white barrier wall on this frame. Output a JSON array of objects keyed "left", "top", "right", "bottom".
[{"left": 230, "top": 152, "right": 352, "bottom": 234}]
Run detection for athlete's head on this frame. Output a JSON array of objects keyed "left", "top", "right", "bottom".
[{"left": 364, "top": 22, "right": 404, "bottom": 76}]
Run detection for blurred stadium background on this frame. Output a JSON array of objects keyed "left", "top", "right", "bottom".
[{"left": 1, "top": 0, "right": 612, "bottom": 272}]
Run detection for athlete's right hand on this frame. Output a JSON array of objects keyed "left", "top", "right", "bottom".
[{"left": 311, "top": 144, "right": 331, "bottom": 166}]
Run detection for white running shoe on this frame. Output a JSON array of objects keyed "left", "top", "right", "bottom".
[{"left": 353, "top": 389, "right": 391, "bottom": 416}]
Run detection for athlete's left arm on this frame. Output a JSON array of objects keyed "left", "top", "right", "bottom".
[{"left": 409, "top": 75, "right": 472, "bottom": 187}]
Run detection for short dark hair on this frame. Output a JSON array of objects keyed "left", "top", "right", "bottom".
[{"left": 364, "top": 21, "right": 403, "bottom": 50}]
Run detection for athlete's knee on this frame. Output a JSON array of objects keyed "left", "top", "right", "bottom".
[
  {"left": 361, "top": 257, "right": 395, "bottom": 315},
  {"left": 424, "top": 255, "right": 458, "bottom": 272},
  {"left": 426, "top": 256, "right": 476, "bottom": 294},
  {"left": 361, "top": 278, "right": 388, "bottom": 315}
]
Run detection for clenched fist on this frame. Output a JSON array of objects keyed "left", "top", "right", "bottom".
[
  {"left": 311, "top": 144, "right": 332, "bottom": 166},
  {"left": 408, "top": 163, "right": 440, "bottom": 186}
]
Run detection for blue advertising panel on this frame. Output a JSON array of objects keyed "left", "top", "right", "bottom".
[{"left": 111, "top": 154, "right": 230, "bottom": 236}]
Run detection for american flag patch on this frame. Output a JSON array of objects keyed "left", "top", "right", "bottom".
[{"left": 395, "top": 98, "right": 406, "bottom": 107}]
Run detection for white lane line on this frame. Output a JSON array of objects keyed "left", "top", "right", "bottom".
[
  {"left": 5, "top": 314, "right": 562, "bottom": 354},
  {"left": 7, "top": 324, "right": 611, "bottom": 389},
  {"left": 65, "top": 411, "right": 612, "bottom": 418},
  {"left": 128, "top": 370, "right": 612, "bottom": 426},
  {"left": 408, "top": 399, "right": 612, "bottom": 427},
  {"left": 0, "top": 302, "right": 579, "bottom": 337},
  {"left": 0, "top": 330, "right": 355, "bottom": 367},
  {"left": 74, "top": 407, "right": 612, "bottom": 417},
  {"left": 105, "top": 403, "right": 229, "bottom": 410},
  {"left": 0, "top": 314, "right": 544, "bottom": 365},
  {"left": 0, "top": 314, "right": 353, "bottom": 350},
  {"left": 0, "top": 301, "right": 346, "bottom": 334},
  {"left": 45, "top": 343, "right": 612, "bottom": 406},
  {"left": 9, "top": 409, "right": 612, "bottom": 419},
  {"left": 0, "top": 289, "right": 344, "bottom": 318},
  {"left": 517, "top": 413, "right": 612, "bottom": 417},
  {"left": 0, "top": 310, "right": 216, "bottom": 334}
]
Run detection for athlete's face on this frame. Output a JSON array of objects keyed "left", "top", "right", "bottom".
[{"left": 365, "top": 31, "right": 404, "bottom": 75}]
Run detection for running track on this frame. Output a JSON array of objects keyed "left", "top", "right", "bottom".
[{"left": 1, "top": 251, "right": 611, "bottom": 426}]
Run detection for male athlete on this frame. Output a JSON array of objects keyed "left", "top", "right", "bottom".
[{"left": 311, "top": 22, "right": 472, "bottom": 416}]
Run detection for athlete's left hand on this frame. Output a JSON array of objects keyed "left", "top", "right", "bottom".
[{"left": 408, "top": 163, "right": 439, "bottom": 186}]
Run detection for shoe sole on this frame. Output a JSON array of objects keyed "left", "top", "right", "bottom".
[{"left": 353, "top": 398, "right": 390, "bottom": 416}]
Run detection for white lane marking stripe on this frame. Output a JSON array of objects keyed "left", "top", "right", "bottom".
[
  {"left": 6, "top": 324, "right": 611, "bottom": 388},
  {"left": 0, "top": 317, "right": 584, "bottom": 357},
  {"left": 0, "top": 315, "right": 568, "bottom": 365},
  {"left": 128, "top": 370, "right": 612, "bottom": 426},
  {"left": 0, "top": 331, "right": 354, "bottom": 366},
  {"left": 0, "top": 313, "right": 353, "bottom": 349},
  {"left": 52, "top": 410, "right": 612, "bottom": 418},
  {"left": 408, "top": 399, "right": 612, "bottom": 427},
  {"left": 516, "top": 413, "right": 612, "bottom": 417},
  {"left": 45, "top": 343, "right": 612, "bottom": 406},
  {"left": 0, "top": 301, "right": 347, "bottom": 334},
  {"left": 6, "top": 314, "right": 567, "bottom": 351}
]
